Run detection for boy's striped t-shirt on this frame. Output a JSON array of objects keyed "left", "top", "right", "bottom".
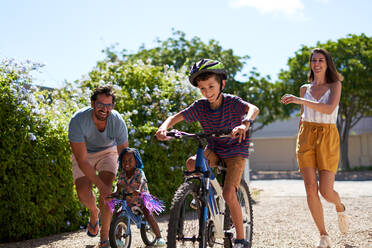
[{"left": 181, "top": 94, "right": 250, "bottom": 159}]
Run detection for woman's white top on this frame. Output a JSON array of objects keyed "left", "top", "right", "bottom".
[{"left": 301, "top": 84, "right": 338, "bottom": 124}]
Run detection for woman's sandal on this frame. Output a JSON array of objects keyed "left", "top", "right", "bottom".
[
  {"left": 86, "top": 211, "right": 100, "bottom": 237},
  {"left": 317, "top": 235, "right": 331, "bottom": 248},
  {"left": 98, "top": 239, "right": 110, "bottom": 248},
  {"left": 337, "top": 203, "right": 349, "bottom": 234}
]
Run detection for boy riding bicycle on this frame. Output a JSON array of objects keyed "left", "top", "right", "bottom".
[{"left": 156, "top": 59, "right": 259, "bottom": 248}]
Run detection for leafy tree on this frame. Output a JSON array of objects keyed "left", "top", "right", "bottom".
[
  {"left": 278, "top": 33, "right": 372, "bottom": 169},
  {"left": 103, "top": 29, "right": 249, "bottom": 94},
  {"left": 231, "top": 68, "right": 293, "bottom": 131},
  {"left": 102, "top": 29, "right": 289, "bottom": 131}
]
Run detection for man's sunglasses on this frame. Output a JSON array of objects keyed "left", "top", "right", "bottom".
[{"left": 95, "top": 102, "right": 114, "bottom": 110}]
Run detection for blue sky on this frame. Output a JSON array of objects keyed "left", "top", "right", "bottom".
[{"left": 1, "top": 0, "right": 371, "bottom": 88}]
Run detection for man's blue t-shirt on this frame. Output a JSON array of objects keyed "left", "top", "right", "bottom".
[{"left": 68, "top": 107, "right": 128, "bottom": 153}]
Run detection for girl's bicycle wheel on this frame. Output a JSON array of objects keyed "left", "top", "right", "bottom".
[
  {"left": 109, "top": 214, "right": 131, "bottom": 248},
  {"left": 167, "top": 181, "right": 207, "bottom": 248},
  {"left": 224, "top": 180, "right": 254, "bottom": 248},
  {"left": 140, "top": 222, "right": 157, "bottom": 246}
]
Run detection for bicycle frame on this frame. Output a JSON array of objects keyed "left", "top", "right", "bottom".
[
  {"left": 191, "top": 140, "right": 226, "bottom": 239},
  {"left": 114, "top": 199, "right": 148, "bottom": 235}
]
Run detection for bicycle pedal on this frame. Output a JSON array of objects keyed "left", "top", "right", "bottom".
[{"left": 224, "top": 231, "right": 233, "bottom": 239}]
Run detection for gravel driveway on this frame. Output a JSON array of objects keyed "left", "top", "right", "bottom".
[{"left": 1, "top": 172, "right": 371, "bottom": 248}]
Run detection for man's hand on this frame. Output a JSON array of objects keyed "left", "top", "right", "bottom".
[{"left": 232, "top": 124, "right": 249, "bottom": 143}]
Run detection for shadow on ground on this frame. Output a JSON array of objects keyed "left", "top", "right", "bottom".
[{"left": 0, "top": 232, "right": 76, "bottom": 248}]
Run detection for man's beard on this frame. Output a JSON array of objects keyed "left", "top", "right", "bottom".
[{"left": 94, "top": 109, "right": 110, "bottom": 121}]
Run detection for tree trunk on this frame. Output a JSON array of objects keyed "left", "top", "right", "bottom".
[
  {"left": 340, "top": 131, "right": 350, "bottom": 170},
  {"left": 338, "top": 114, "right": 352, "bottom": 170}
]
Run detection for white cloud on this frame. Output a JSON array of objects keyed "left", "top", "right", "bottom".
[{"left": 229, "top": 0, "right": 306, "bottom": 19}]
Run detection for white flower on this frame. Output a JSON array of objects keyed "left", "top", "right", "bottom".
[
  {"left": 32, "top": 108, "right": 40, "bottom": 115},
  {"left": 29, "top": 133, "right": 37, "bottom": 141},
  {"left": 144, "top": 93, "right": 152, "bottom": 102},
  {"left": 159, "top": 143, "right": 168, "bottom": 150},
  {"left": 20, "top": 87, "right": 28, "bottom": 95},
  {"left": 131, "top": 89, "right": 138, "bottom": 98}
]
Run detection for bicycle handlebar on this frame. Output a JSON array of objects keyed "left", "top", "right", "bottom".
[{"left": 166, "top": 128, "right": 251, "bottom": 139}]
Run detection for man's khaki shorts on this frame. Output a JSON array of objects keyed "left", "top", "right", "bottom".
[
  {"left": 204, "top": 149, "right": 246, "bottom": 190},
  {"left": 72, "top": 146, "right": 119, "bottom": 183},
  {"left": 296, "top": 121, "right": 340, "bottom": 174}
]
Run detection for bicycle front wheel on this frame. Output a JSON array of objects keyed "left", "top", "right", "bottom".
[
  {"left": 224, "top": 180, "right": 253, "bottom": 248},
  {"left": 109, "top": 214, "right": 131, "bottom": 248},
  {"left": 167, "top": 181, "right": 207, "bottom": 248}
]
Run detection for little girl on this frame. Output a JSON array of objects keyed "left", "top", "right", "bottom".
[{"left": 111, "top": 147, "right": 166, "bottom": 247}]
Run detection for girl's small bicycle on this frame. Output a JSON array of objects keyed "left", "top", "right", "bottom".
[
  {"left": 165, "top": 129, "right": 254, "bottom": 248},
  {"left": 107, "top": 192, "right": 157, "bottom": 248}
]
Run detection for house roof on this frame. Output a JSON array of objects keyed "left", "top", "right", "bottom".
[{"left": 253, "top": 117, "right": 372, "bottom": 139}]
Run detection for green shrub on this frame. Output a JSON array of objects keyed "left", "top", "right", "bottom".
[{"left": 0, "top": 59, "right": 86, "bottom": 242}]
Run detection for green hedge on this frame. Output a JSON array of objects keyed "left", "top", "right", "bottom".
[{"left": 0, "top": 60, "right": 86, "bottom": 242}]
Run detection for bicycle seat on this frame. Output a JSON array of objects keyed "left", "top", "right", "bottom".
[{"left": 131, "top": 206, "right": 144, "bottom": 216}]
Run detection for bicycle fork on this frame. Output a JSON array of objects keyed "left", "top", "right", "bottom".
[{"left": 208, "top": 178, "right": 225, "bottom": 239}]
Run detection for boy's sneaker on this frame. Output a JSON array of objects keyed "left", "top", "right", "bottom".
[
  {"left": 154, "top": 237, "right": 166, "bottom": 247},
  {"left": 115, "top": 239, "right": 124, "bottom": 248},
  {"left": 233, "top": 239, "right": 251, "bottom": 248}
]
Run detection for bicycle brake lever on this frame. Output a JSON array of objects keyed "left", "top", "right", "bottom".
[{"left": 167, "top": 129, "right": 182, "bottom": 138}]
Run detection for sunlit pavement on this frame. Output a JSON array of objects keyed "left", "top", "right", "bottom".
[{"left": 250, "top": 179, "right": 372, "bottom": 198}]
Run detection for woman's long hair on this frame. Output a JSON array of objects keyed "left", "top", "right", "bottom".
[{"left": 307, "top": 48, "right": 343, "bottom": 84}]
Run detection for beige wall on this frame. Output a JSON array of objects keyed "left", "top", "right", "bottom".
[
  {"left": 348, "top": 133, "right": 372, "bottom": 167},
  {"left": 250, "top": 133, "right": 372, "bottom": 171}
]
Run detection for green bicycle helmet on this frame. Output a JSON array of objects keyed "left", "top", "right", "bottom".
[{"left": 189, "top": 59, "right": 227, "bottom": 87}]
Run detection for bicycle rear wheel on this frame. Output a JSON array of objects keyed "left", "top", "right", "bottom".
[
  {"left": 167, "top": 181, "right": 207, "bottom": 248},
  {"left": 140, "top": 222, "right": 157, "bottom": 246},
  {"left": 224, "top": 180, "right": 253, "bottom": 248}
]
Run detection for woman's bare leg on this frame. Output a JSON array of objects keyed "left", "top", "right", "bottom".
[
  {"left": 318, "top": 170, "right": 345, "bottom": 212},
  {"left": 300, "top": 167, "right": 328, "bottom": 235}
]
